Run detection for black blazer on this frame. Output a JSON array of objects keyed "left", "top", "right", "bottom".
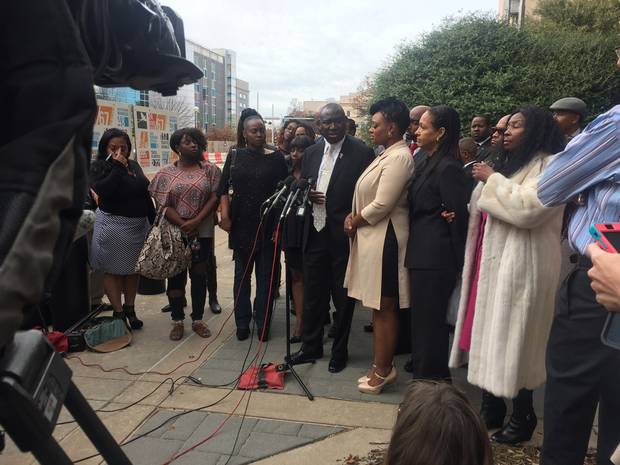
[
  {"left": 475, "top": 138, "right": 493, "bottom": 163},
  {"left": 300, "top": 135, "right": 374, "bottom": 251},
  {"left": 405, "top": 153, "right": 469, "bottom": 271}
]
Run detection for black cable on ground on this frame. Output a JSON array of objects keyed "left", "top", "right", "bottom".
[
  {"left": 70, "top": 304, "right": 263, "bottom": 464},
  {"left": 71, "top": 215, "right": 273, "bottom": 463},
  {"left": 71, "top": 387, "right": 238, "bottom": 464}
]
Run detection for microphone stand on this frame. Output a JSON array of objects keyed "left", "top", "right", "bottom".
[{"left": 276, "top": 200, "right": 314, "bottom": 401}]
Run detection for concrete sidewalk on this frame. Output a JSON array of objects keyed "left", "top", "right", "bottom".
[{"left": 0, "top": 229, "right": 595, "bottom": 465}]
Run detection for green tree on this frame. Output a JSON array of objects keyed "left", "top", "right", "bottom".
[
  {"left": 535, "top": 0, "right": 620, "bottom": 34},
  {"left": 370, "top": 15, "right": 619, "bottom": 133}
]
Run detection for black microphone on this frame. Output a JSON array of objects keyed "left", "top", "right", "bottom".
[
  {"left": 263, "top": 176, "right": 294, "bottom": 216},
  {"left": 261, "top": 176, "right": 292, "bottom": 209},
  {"left": 296, "top": 177, "right": 313, "bottom": 217},
  {"left": 280, "top": 179, "right": 308, "bottom": 221}
]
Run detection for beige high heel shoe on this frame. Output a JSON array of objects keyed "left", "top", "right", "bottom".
[
  {"left": 358, "top": 366, "right": 397, "bottom": 395},
  {"left": 358, "top": 364, "right": 376, "bottom": 384}
]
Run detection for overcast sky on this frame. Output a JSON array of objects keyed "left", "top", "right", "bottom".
[{"left": 165, "top": 0, "right": 498, "bottom": 117}]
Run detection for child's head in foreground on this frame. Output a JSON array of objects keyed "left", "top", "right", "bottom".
[{"left": 386, "top": 381, "right": 493, "bottom": 465}]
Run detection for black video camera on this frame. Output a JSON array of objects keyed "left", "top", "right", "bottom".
[{"left": 68, "top": 0, "right": 202, "bottom": 95}]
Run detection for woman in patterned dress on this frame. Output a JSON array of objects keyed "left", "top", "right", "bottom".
[{"left": 149, "top": 128, "right": 221, "bottom": 341}]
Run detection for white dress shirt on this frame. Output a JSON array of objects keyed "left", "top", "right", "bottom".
[{"left": 316, "top": 137, "right": 345, "bottom": 190}]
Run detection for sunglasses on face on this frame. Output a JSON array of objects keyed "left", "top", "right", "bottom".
[{"left": 492, "top": 127, "right": 506, "bottom": 134}]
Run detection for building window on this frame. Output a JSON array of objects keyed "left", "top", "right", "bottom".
[
  {"left": 509, "top": 12, "right": 519, "bottom": 25},
  {"left": 211, "top": 71, "right": 216, "bottom": 81},
  {"left": 138, "top": 90, "right": 149, "bottom": 106},
  {"left": 211, "top": 88, "right": 216, "bottom": 97}
]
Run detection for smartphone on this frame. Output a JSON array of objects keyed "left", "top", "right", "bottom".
[
  {"left": 590, "top": 223, "right": 620, "bottom": 350},
  {"left": 590, "top": 223, "right": 620, "bottom": 253}
]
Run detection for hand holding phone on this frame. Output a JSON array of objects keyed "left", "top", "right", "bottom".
[
  {"left": 590, "top": 223, "right": 620, "bottom": 253},
  {"left": 589, "top": 223, "right": 620, "bottom": 350}
]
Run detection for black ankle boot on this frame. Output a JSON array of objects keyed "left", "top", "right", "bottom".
[
  {"left": 492, "top": 389, "right": 537, "bottom": 445},
  {"left": 480, "top": 390, "right": 507, "bottom": 430},
  {"left": 162, "top": 297, "right": 187, "bottom": 312},
  {"left": 122, "top": 304, "right": 143, "bottom": 330},
  {"left": 209, "top": 297, "right": 222, "bottom": 314}
]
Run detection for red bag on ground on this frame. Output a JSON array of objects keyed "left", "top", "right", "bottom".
[
  {"left": 238, "top": 363, "right": 286, "bottom": 390},
  {"left": 46, "top": 331, "right": 69, "bottom": 353}
]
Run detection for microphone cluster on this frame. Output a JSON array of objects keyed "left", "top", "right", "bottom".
[{"left": 261, "top": 176, "right": 313, "bottom": 223}]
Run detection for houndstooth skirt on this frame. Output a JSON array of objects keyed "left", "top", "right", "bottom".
[{"left": 90, "top": 209, "right": 150, "bottom": 275}]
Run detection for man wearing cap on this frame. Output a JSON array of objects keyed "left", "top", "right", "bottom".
[{"left": 550, "top": 97, "right": 587, "bottom": 142}]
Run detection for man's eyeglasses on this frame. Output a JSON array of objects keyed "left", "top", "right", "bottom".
[{"left": 492, "top": 126, "right": 506, "bottom": 134}]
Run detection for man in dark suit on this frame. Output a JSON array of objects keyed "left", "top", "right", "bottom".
[
  {"left": 471, "top": 115, "right": 493, "bottom": 162},
  {"left": 459, "top": 137, "right": 477, "bottom": 178},
  {"left": 288, "top": 103, "right": 374, "bottom": 373}
]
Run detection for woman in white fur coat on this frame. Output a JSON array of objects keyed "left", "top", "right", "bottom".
[{"left": 449, "top": 106, "right": 566, "bottom": 445}]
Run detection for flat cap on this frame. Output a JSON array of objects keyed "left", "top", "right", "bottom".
[{"left": 550, "top": 97, "right": 587, "bottom": 118}]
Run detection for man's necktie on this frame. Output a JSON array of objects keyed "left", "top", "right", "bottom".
[{"left": 313, "top": 145, "right": 336, "bottom": 231}]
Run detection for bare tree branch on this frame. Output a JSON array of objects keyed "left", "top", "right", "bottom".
[{"left": 148, "top": 93, "right": 195, "bottom": 128}]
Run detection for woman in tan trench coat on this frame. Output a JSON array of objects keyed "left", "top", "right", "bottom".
[{"left": 344, "top": 97, "right": 414, "bottom": 395}]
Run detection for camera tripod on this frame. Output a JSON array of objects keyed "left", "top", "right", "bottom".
[{"left": 0, "top": 330, "right": 132, "bottom": 465}]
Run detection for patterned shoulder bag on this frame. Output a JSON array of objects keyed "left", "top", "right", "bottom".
[{"left": 135, "top": 207, "right": 190, "bottom": 279}]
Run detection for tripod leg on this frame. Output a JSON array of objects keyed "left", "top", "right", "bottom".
[
  {"left": 287, "top": 365, "right": 314, "bottom": 401},
  {"left": 283, "top": 259, "right": 314, "bottom": 400},
  {"left": 64, "top": 381, "right": 132, "bottom": 465},
  {"left": 29, "top": 435, "right": 74, "bottom": 465}
]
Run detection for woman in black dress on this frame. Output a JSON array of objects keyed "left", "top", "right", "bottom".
[
  {"left": 283, "top": 135, "right": 314, "bottom": 343},
  {"left": 218, "top": 110, "right": 288, "bottom": 341},
  {"left": 89, "top": 128, "right": 155, "bottom": 329}
]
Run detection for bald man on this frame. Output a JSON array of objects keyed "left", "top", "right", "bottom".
[
  {"left": 288, "top": 103, "right": 374, "bottom": 373},
  {"left": 491, "top": 114, "right": 510, "bottom": 149},
  {"left": 406, "top": 105, "right": 430, "bottom": 155},
  {"left": 459, "top": 137, "right": 477, "bottom": 193}
]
